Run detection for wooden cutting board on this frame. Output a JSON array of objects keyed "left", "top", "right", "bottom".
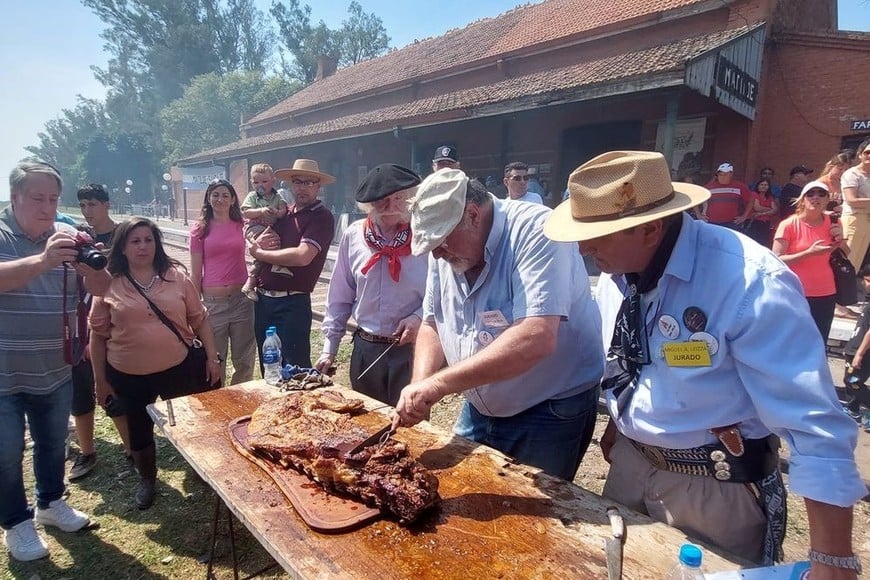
[
  {"left": 149, "top": 382, "right": 748, "bottom": 579},
  {"left": 228, "top": 415, "right": 381, "bottom": 532}
]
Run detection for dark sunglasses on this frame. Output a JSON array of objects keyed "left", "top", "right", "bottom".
[
  {"left": 804, "top": 190, "right": 829, "bottom": 198},
  {"left": 508, "top": 175, "right": 530, "bottom": 182}
]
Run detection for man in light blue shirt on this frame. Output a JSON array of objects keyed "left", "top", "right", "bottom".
[
  {"left": 544, "top": 151, "right": 865, "bottom": 573},
  {"left": 393, "top": 169, "right": 603, "bottom": 480},
  {"left": 503, "top": 162, "right": 543, "bottom": 204}
]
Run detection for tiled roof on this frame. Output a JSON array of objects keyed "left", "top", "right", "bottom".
[
  {"left": 182, "top": 26, "right": 750, "bottom": 164},
  {"left": 246, "top": 0, "right": 718, "bottom": 125}
]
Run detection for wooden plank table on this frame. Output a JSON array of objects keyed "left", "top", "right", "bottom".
[{"left": 148, "top": 381, "right": 747, "bottom": 579}]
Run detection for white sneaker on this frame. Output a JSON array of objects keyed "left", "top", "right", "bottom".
[
  {"left": 35, "top": 499, "right": 91, "bottom": 532},
  {"left": 4, "top": 519, "right": 49, "bottom": 561}
]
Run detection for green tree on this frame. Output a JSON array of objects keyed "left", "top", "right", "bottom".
[
  {"left": 159, "top": 71, "right": 299, "bottom": 165},
  {"left": 271, "top": 0, "right": 390, "bottom": 83}
]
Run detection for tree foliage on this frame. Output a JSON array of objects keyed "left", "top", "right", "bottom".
[
  {"left": 271, "top": 0, "right": 390, "bottom": 83},
  {"left": 160, "top": 71, "right": 299, "bottom": 165}
]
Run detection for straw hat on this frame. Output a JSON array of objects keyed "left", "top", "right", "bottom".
[
  {"left": 544, "top": 151, "right": 710, "bottom": 242},
  {"left": 274, "top": 159, "right": 335, "bottom": 185}
]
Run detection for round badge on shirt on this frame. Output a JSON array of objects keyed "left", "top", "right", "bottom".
[
  {"left": 478, "top": 330, "right": 494, "bottom": 346},
  {"left": 689, "top": 331, "right": 719, "bottom": 356},
  {"left": 657, "top": 315, "right": 680, "bottom": 339}
]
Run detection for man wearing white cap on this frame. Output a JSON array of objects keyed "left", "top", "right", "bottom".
[
  {"left": 697, "top": 162, "right": 753, "bottom": 228},
  {"left": 393, "top": 170, "right": 603, "bottom": 481},
  {"left": 544, "top": 151, "right": 864, "bottom": 575}
]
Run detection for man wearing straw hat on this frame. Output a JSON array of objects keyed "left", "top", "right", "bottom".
[
  {"left": 393, "top": 169, "right": 603, "bottom": 481},
  {"left": 544, "top": 151, "right": 864, "bottom": 574},
  {"left": 250, "top": 159, "right": 335, "bottom": 368}
]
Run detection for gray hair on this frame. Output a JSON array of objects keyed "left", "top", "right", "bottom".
[
  {"left": 9, "top": 160, "right": 63, "bottom": 196},
  {"left": 465, "top": 178, "right": 491, "bottom": 206}
]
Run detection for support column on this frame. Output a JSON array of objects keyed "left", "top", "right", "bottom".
[{"left": 661, "top": 95, "right": 680, "bottom": 177}]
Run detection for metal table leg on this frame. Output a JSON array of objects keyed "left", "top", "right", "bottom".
[{"left": 204, "top": 492, "right": 278, "bottom": 580}]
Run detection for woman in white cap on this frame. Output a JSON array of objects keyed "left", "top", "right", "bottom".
[
  {"left": 773, "top": 180, "right": 848, "bottom": 341},
  {"left": 315, "top": 164, "right": 427, "bottom": 406}
]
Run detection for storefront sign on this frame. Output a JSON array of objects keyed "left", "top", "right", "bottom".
[
  {"left": 182, "top": 166, "right": 226, "bottom": 189},
  {"left": 852, "top": 119, "right": 870, "bottom": 131},
  {"left": 716, "top": 56, "right": 758, "bottom": 106}
]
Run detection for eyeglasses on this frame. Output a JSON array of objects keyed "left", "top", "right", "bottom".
[
  {"left": 508, "top": 175, "right": 530, "bottom": 182},
  {"left": 804, "top": 190, "right": 829, "bottom": 198},
  {"left": 292, "top": 179, "right": 320, "bottom": 187}
]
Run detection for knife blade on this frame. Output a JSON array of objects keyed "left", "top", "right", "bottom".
[
  {"left": 347, "top": 424, "right": 394, "bottom": 455},
  {"left": 604, "top": 505, "right": 625, "bottom": 580}
]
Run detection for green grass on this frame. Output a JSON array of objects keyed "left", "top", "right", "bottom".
[{"left": 4, "top": 331, "right": 352, "bottom": 580}]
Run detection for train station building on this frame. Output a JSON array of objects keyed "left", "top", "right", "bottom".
[{"left": 178, "top": 0, "right": 870, "bottom": 210}]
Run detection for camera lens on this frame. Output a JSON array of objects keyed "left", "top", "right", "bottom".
[{"left": 77, "top": 246, "right": 108, "bottom": 270}]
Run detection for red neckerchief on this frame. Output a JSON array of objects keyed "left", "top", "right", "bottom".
[{"left": 360, "top": 217, "right": 411, "bottom": 282}]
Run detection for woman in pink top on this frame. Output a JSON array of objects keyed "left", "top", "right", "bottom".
[
  {"left": 190, "top": 179, "right": 255, "bottom": 384},
  {"left": 773, "top": 180, "right": 848, "bottom": 342},
  {"left": 89, "top": 218, "right": 221, "bottom": 509}
]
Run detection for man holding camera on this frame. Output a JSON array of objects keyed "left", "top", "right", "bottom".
[
  {"left": 0, "top": 161, "right": 110, "bottom": 561},
  {"left": 67, "top": 184, "right": 130, "bottom": 481}
]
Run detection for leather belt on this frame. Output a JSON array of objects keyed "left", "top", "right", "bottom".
[
  {"left": 257, "top": 288, "right": 307, "bottom": 298},
  {"left": 629, "top": 435, "right": 779, "bottom": 483},
  {"left": 354, "top": 329, "right": 398, "bottom": 344}
]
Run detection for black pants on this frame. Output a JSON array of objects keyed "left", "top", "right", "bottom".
[
  {"left": 107, "top": 361, "right": 189, "bottom": 451},
  {"left": 254, "top": 293, "right": 313, "bottom": 370},
  {"left": 349, "top": 334, "right": 413, "bottom": 406},
  {"left": 806, "top": 294, "right": 836, "bottom": 345}
]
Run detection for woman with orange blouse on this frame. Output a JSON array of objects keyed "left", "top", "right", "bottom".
[{"left": 89, "top": 218, "right": 221, "bottom": 509}]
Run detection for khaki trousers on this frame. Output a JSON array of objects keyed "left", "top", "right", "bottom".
[
  {"left": 603, "top": 434, "right": 767, "bottom": 563},
  {"left": 842, "top": 212, "right": 870, "bottom": 270}
]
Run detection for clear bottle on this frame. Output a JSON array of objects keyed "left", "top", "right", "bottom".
[
  {"left": 262, "top": 328, "right": 282, "bottom": 385},
  {"left": 666, "top": 544, "right": 704, "bottom": 579},
  {"left": 267, "top": 326, "right": 281, "bottom": 353}
]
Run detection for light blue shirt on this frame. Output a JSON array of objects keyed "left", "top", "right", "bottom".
[
  {"left": 424, "top": 196, "right": 603, "bottom": 417},
  {"left": 597, "top": 214, "right": 865, "bottom": 507},
  {"left": 321, "top": 219, "right": 428, "bottom": 355}
]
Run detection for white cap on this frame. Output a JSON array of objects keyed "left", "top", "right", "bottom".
[
  {"left": 410, "top": 169, "right": 469, "bottom": 256},
  {"left": 716, "top": 163, "right": 734, "bottom": 173}
]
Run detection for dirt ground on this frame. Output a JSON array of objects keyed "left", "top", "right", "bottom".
[{"left": 429, "top": 392, "right": 870, "bottom": 565}]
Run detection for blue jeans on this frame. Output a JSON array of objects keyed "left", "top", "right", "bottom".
[
  {"left": 254, "top": 293, "right": 313, "bottom": 369},
  {"left": 454, "top": 385, "right": 599, "bottom": 480},
  {"left": 0, "top": 380, "right": 72, "bottom": 529}
]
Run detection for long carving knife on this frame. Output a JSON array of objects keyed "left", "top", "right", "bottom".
[{"left": 604, "top": 506, "right": 625, "bottom": 580}]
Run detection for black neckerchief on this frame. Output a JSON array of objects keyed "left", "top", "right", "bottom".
[{"left": 632, "top": 215, "right": 683, "bottom": 294}]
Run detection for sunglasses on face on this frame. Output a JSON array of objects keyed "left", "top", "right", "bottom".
[
  {"left": 291, "top": 179, "right": 320, "bottom": 187},
  {"left": 508, "top": 175, "right": 530, "bottom": 182},
  {"left": 804, "top": 190, "right": 829, "bottom": 198}
]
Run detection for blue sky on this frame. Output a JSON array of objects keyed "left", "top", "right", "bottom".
[{"left": 1, "top": 0, "right": 868, "bottom": 201}]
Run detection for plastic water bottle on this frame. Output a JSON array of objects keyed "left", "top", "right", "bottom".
[
  {"left": 262, "top": 328, "right": 282, "bottom": 385},
  {"left": 666, "top": 544, "right": 704, "bottom": 579},
  {"left": 267, "top": 326, "right": 281, "bottom": 353}
]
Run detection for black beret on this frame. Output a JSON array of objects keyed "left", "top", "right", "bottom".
[{"left": 355, "top": 164, "right": 421, "bottom": 203}]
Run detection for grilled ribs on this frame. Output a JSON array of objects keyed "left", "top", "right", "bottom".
[{"left": 247, "top": 390, "right": 440, "bottom": 523}]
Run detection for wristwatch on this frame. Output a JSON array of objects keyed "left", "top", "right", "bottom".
[{"left": 808, "top": 549, "right": 862, "bottom": 574}]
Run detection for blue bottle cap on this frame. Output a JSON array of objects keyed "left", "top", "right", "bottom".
[{"left": 679, "top": 544, "right": 703, "bottom": 567}]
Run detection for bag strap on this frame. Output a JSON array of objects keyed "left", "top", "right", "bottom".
[{"left": 125, "top": 272, "right": 188, "bottom": 346}]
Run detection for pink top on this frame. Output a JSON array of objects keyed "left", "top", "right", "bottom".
[
  {"left": 89, "top": 268, "right": 208, "bottom": 375},
  {"left": 774, "top": 215, "right": 836, "bottom": 297},
  {"left": 189, "top": 220, "right": 248, "bottom": 287}
]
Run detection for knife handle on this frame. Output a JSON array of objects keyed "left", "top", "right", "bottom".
[{"left": 606, "top": 506, "right": 624, "bottom": 540}]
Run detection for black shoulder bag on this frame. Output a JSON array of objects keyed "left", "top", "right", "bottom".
[{"left": 125, "top": 273, "right": 220, "bottom": 397}]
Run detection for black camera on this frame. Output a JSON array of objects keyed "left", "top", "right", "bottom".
[{"left": 73, "top": 231, "right": 108, "bottom": 270}]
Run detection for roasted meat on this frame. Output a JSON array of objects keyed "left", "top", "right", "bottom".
[{"left": 247, "top": 390, "right": 440, "bottom": 523}]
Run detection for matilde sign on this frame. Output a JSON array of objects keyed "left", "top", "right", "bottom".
[
  {"left": 182, "top": 166, "right": 226, "bottom": 189},
  {"left": 852, "top": 119, "right": 870, "bottom": 131}
]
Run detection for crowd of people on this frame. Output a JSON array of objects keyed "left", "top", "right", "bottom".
[{"left": 2, "top": 139, "right": 870, "bottom": 578}]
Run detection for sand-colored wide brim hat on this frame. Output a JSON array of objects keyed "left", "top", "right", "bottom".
[
  {"left": 544, "top": 151, "right": 710, "bottom": 242},
  {"left": 274, "top": 159, "right": 336, "bottom": 185}
]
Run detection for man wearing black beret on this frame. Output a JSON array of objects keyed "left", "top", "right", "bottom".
[{"left": 315, "top": 164, "right": 429, "bottom": 406}]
